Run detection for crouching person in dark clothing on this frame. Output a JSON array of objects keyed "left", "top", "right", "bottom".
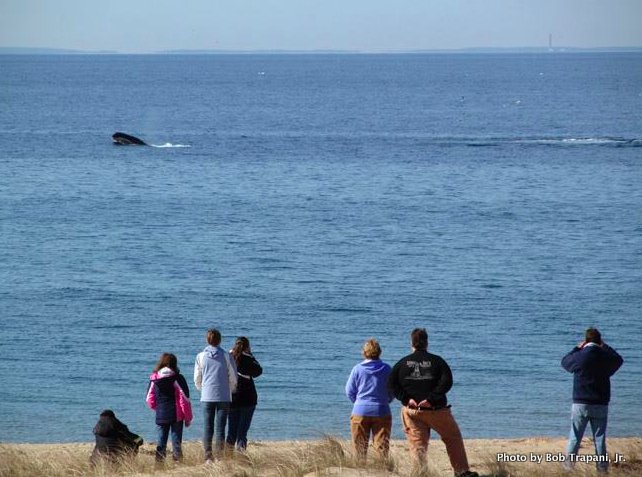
[{"left": 90, "top": 409, "right": 143, "bottom": 465}]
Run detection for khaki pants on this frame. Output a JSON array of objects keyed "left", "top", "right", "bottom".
[
  {"left": 350, "top": 414, "right": 392, "bottom": 461},
  {"left": 401, "top": 406, "right": 470, "bottom": 473}
]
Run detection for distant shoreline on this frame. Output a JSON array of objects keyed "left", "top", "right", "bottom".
[{"left": 2, "top": 46, "right": 642, "bottom": 55}]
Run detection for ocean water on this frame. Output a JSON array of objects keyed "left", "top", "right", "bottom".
[{"left": 0, "top": 53, "right": 641, "bottom": 443}]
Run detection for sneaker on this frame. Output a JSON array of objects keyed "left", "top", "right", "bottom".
[
  {"left": 204, "top": 459, "right": 214, "bottom": 465},
  {"left": 455, "top": 471, "right": 479, "bottom": 477}
]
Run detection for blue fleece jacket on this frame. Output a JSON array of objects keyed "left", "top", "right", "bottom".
[
  {"left": 561, "top": 343, "right": 623, "bottom": 405},
  {"left": 345, "top": 359, "right": 393, "bottom": 417},
  {"left": 194, "top": 345, "right": 237, "bottom": 402}
]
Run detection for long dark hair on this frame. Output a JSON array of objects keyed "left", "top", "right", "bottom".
[
  {"left": 230, "top": 337, "right": 250, "bottom": 365},
  {"left": 153, "top": 352, "right": 179, "bottom": 373}
]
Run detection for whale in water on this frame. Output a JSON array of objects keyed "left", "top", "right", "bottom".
[{"left": 112, "top": 132, "right": 148, "bottom": 146}]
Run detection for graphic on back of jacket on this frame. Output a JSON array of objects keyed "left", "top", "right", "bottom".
[{"left": 407, "top": 360, "right": 433, "bottom": 380}]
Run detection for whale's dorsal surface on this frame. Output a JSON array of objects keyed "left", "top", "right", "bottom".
[{"left": 112, "top": 132, "right": 147, "bottom": 146}]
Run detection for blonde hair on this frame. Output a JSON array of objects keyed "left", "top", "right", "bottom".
[{"left": 362, "top": 338, "right": 382, "bottom": 360}]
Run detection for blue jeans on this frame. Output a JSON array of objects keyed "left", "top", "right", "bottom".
[
  {"left": 203, "top": 401, "right": 230, "bottom": 459},
  {"left": 566, "top": 403, "right": 609, "bottom": 473},
  {"left": 156, "top": 421, "right": 184, "bottom": 461},
  {"left": 227, "top": 406, "right": 256, "bottom": 450}
]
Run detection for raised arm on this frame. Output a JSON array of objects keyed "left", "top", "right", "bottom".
[
  {"left": 561, "top": 346, "right": 582, "bottom": 373},
  {"left": 603, "top": 344, "right": 624, "bottom": 375},
  {"left": 246, "top": 354, "right": 263, "bottom": 378}
]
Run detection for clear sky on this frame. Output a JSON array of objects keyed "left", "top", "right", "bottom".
[{"left": 1, "top": 0, "right": 641, "bottom": 53}]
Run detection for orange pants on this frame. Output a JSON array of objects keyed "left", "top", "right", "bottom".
[
  {"left": 350, "top": 414, "right": 392, "bottom": 461},
  {"left": 401, "top": 406, "right": 470, "bottom": 473}
]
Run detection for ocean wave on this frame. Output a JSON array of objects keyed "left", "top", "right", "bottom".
[
  {"left": 462, "top": 136, "right": 642, "bottom": 148},
  {"left": 222, "top": 131, "right": 642, "bottom": 148}
]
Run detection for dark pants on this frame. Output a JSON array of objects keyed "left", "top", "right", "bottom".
[
  {"left": 226, "top": 405, "right": 256, "bottom": 450},
  {"left": 203, "top": 401, "right": 230, "bottom": 460},
  {"left": 156, "top": 421, "right": 184, "bottom": 461}
]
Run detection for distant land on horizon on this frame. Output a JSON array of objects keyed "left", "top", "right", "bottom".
[{"left": 1, "top": 46, "right": 642, "bottom": 55}]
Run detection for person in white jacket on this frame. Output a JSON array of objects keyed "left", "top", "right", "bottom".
[{"left": 194, "top": 328, "right": 237, "bottom": 462}]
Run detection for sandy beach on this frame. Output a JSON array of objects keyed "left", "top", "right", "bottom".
[{"left": 1, "top": 436, "right": 641, "bottom": 477}]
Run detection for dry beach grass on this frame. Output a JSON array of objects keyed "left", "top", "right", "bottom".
[{"left": 1, "top": 437, "right": 641, "bottom": 477}]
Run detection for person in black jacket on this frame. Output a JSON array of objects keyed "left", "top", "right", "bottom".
[
  {"left": 226, "top": 336, "right": 263, "bottom": 451},
  {"left": 90, "top": 409, "right": 143, "bottom": 465},
  {"left": 388, "top": 328, "right": 478, "bottom": 477},
  {"left": 561, "top": 328, "right": 623, "bottom": 473}
]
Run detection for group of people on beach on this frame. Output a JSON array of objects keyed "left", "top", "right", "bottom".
[
  {"left": 345, "top": 327, "right": 622, "bottom": 476},
  {"left": 92, "top": 329, "right": 262, "bottom": 465},
  {"left": 346, "top": 328, "right": 479, "bottom": 477},
  {"left": 91, "top": 326, "right": 622, "bottom": 476}
]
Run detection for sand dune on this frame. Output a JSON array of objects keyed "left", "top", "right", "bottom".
[{"left": 1, "top": 437, "right": 640, "bottom": 476}]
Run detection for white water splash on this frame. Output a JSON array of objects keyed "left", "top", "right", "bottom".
[
  {"left": 151, "top": 143, "right": 191, "bottom": 148},
  {"left": 560, "top": 138, "right": 620, "bottom": 145}
]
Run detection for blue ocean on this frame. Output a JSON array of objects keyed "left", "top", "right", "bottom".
[{"left": 1, "top": 53, "right": 641, "bottom": 443}]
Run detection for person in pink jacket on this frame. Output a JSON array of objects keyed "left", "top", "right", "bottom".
[{"left": 146, "top": 353, "right": 193, "bottom": 462}]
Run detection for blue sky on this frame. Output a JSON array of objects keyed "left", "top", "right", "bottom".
[{"left": 1, "top": 0, "right": 641, "bottom": 52}]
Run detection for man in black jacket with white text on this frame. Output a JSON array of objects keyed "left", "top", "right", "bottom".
[{"left": 388, "top": 328, "right": 478, "bottom": 477}]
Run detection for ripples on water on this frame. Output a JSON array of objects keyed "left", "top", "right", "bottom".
[{"left": 0, "top": 53, "right": 641, "bottom": 442}]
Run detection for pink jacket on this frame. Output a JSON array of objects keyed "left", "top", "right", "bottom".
[{"left": 146, "top": 368, "right": 193, "bottom": 426}]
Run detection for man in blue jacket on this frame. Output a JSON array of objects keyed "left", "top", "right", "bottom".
[{"left": 561, "top": 327, "right": 623, "bottom": 473}]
